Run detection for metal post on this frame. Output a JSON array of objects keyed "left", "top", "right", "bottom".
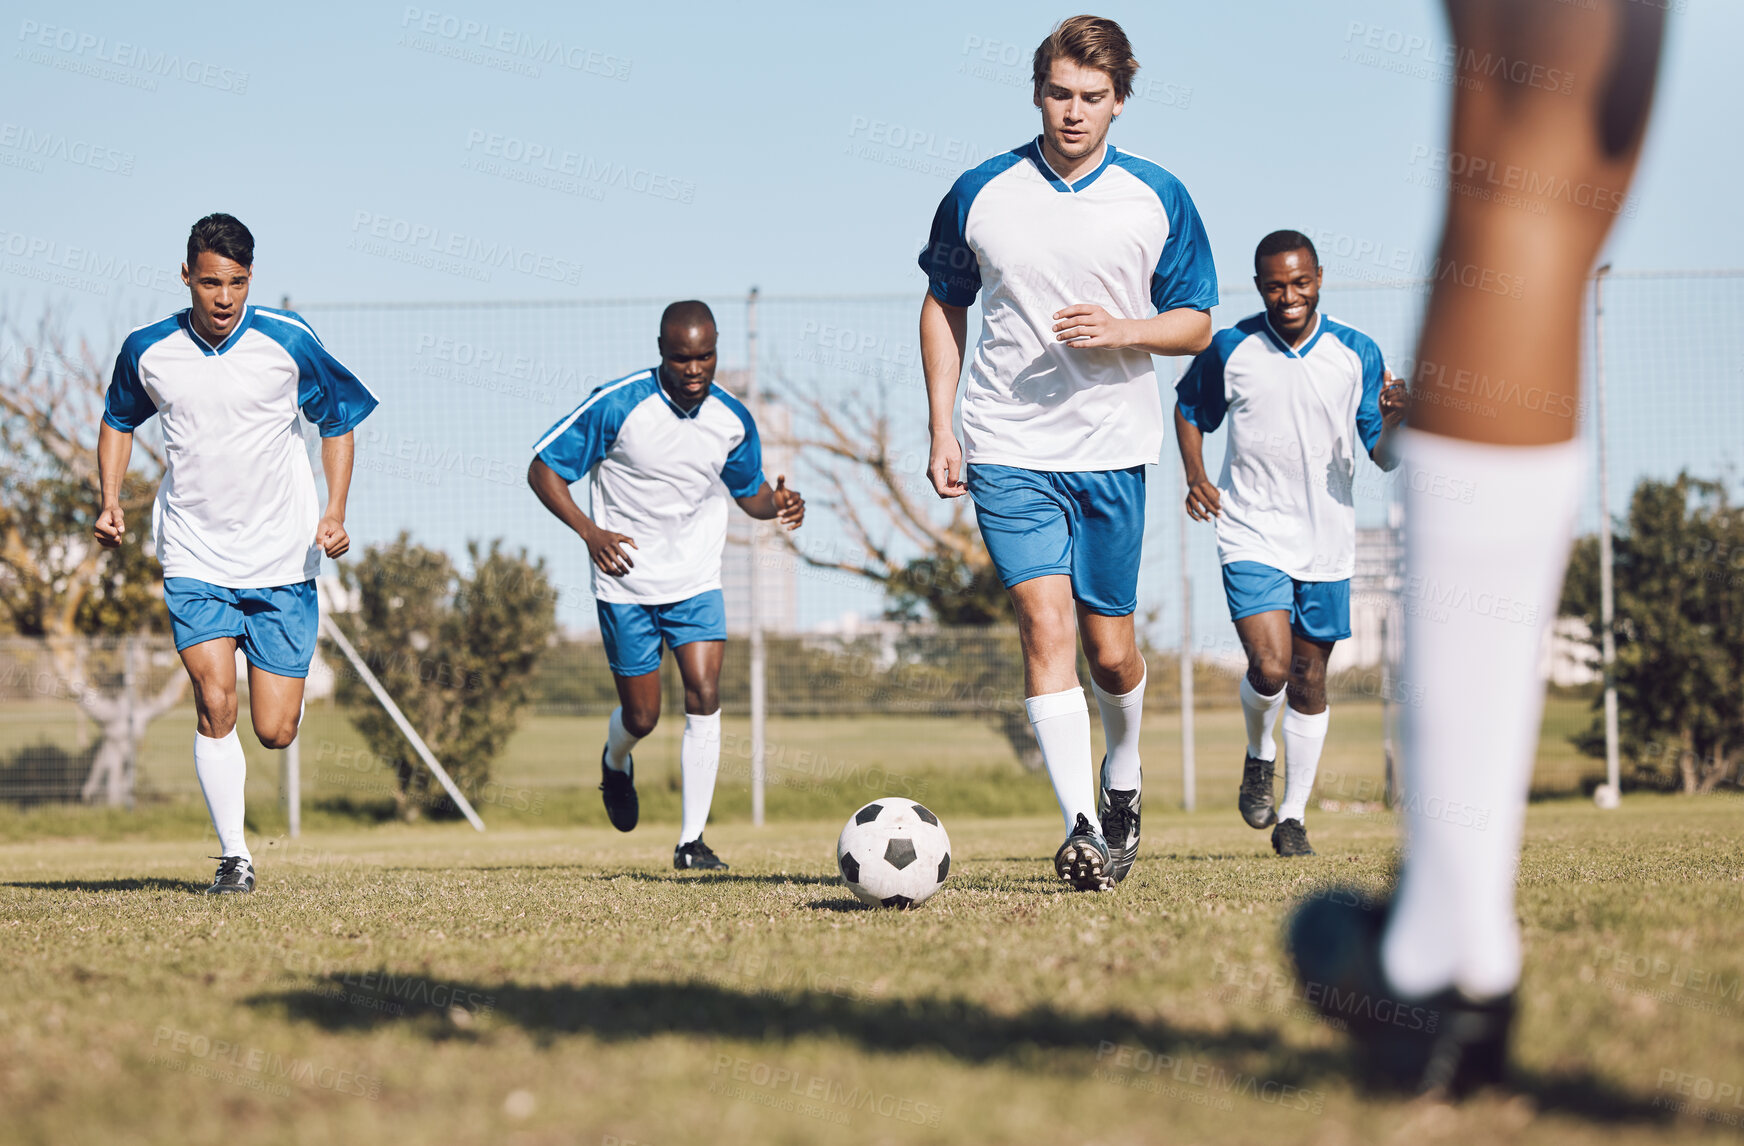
[
  {"left": 282, "top": 737, "right": 301, "bottom": 838},
  {"left": 1594, "top": 265, "right": 1621, "bottom": 809},
  {"left": 1178, "top": 449, "right": 1196, "bottom": 813},
  {"left": 747, "top": 286, "right": 766, "bottom": 827}
]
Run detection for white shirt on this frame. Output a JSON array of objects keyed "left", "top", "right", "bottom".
[
  {"left": 920, "top": 137, "right": 1218, "bottom": 471},
  {"left": 103, "top": 306, "right": 379, "bottom": 588},
  {"left": 1176, "top": 312, "right": 1388, "bottom": 581},
  {"left": 533, "top": 369, "right": 766, "bottom": 605}
]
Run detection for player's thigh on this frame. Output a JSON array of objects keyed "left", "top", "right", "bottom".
[
  {"left": 165, "top": 577, "right": 244, "bottom": 696},
  {"left": 177, "top": 636, "right": 240, "bottom": 710},
  {"left": 965, "top": 464, "right": 1074, "bottom": 591},
  {"left": 1063, "top": 466, "right": 1145, "bottom": 618},
  {"left": 1224, "top": 563, "right": 1295, "bottom": 666},
  {"left": 663, "top": 591, "right": 728, "bottom": 712},
  {"left": 1007, "top": 574, "right": 1078, "bottom": 656},
  {"left": 246, "top": 663, "right": 308, "bottom": 740},
  {"left": 1076, "top": 605, "right": 1137, "bottom": 670}
]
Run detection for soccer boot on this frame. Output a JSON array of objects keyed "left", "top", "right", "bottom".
[
  {"left": 674, "top": 837, "right": 729, "bottom": 871},
  {"left": 1272, "top": 818, "right": 1316, "bottom": 857},
  {"left": 1097, "top": 756, "right": 1141, "bottom": 884},
  {"left": 599, "top": 748, "right": 639, "bottom": 832},
  {"left": 1239, "top": 752, "right": 1279, "bottom": 828},
  {"left": 1286, "top": 890, "right": 1515, "bottom": 1098},
  {"left": 1053, "top": 812, "right": 1112, "bottom": 892},
  {"left": 205, "top": 855, "right": 255, "bottom": 895}
]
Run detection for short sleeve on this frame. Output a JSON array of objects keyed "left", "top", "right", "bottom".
[
  {"left": 917, "top": 180, "right": 982, "bottom": 307},
  {"left": 285, "top": 314, "right": 378, "bottom": 437},
  {"left": 1351, "top": 334, "right": 1387, "bottom": 453},
  {"left": 102, "top": 341, "right": 157, "bottom": 432},
  {"left": 534, "top": 385, "right": 634, "bottom": 483},
  {"left": 719, "top": 413, "right": 765, "bottom": 499},
  {"left": 1175, "top": 331, "right": 1237, "bottom": 432},
  {"left": 1151, "top": 181, "right": 1219, "bottom": 314}
]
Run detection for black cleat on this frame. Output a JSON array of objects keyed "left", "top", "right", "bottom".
[
  {"left": 1286, "top": 890, "right": 1515, "bottom": 1099},
  {"left": 1053, "top": 813, "right": 1111, "bottom": 892},
  {"left": 674, "top": 837, "right": 728, "bottom": 871},
  {"left": 1272, "top": 818, "right": 1316, "bottom": 856},
  {"left": 1239, "top": 752, "right": 1278, "bottom": 828},
  {"left": 1097, "top": 756, "right": 1141, "bottom": 885},
  {"left": 599, "top": 748, "right": 638, "bottom": 832},
  {"left": 205, "top": 855, "right": 254, "bottom": 895}
]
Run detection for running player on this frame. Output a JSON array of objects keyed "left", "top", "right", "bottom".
[
  {"left": 1287, "top": 0, "right": 1665, "bottom": 1096},
  {"left": 95, "top": 213, "right": 378, "bottom": 894},
  {"left": 527, "top": 301, "right": 804, "bottom": 871},
  {"left": 919, "top": 16, "right": 1217, "bottom": 890},
  {"left": 1175, "top": 231, "right": 1406, "bottom": 858}
]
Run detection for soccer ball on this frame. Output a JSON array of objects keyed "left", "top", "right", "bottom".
[{"left": 836, "top": 799, "right": 952, "bottom": 908}]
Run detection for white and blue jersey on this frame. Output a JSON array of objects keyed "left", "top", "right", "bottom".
[
  {"left": 534, "top": 369, "right": 766, "bottom": 605},
  {"left": 919, "top": 137, "right": 1218, "bottom": 471},
  {"left": 103, "top": 305, "right": 378, "bottom": 589},
  {"left": 1176, "top": 312, "right": 1387, "bottom": 581}
]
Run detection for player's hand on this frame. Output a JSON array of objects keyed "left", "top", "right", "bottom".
[
  {"left": 582, "top": 524, "right": 637, "bottom": 576},
  {"left": 1185, "top": 479, "right": 1222, "bottom": 521},
  {"left": 771, "top": 475, "right": 805, "bottom": 530},
  {"left": 1052, "top": 303, "right": 1130, "bottom": 349},
  {"left": 1379, "top": 369, "right": 1408, "bottom": 428},
  {"left": 927, "top": 432, "right": 967, "bottom": 499},
  {"left": 94, "top": 504, "right": 125, "bottom": 549},
  {"left": 316, "top": 514, "right": 350, "bottom": 558}
]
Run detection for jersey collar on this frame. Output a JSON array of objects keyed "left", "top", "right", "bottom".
[
  {"left": 654, "top": 367, "right": 710, "bottom": 420},
  {"left": 179, "top": 305, "right": 254, "bottom": 356},
  {"left": 1025, "top": 136, "right": 1116, "bottom": 193},
  {"left": 1261, "top": 311, "right": 1325, "bottom": 359}
]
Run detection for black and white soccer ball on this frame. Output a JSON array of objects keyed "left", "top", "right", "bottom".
[{"left": 836, "top": 799, "right": 951, "bottom": 908}]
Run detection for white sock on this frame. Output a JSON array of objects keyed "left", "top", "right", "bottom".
[
  {"left": 1381, "top": 430, "right": 1583, "bottom": 1000},
  {"left": 604, "top": 707, "right": 639, "bottom": 773},
  {"left": 679, "top": 710, "right": 722, "bottom": 845},
  {"left": 1239, "top": 675, "right": 1287, "bottom": 762},
  {"left": 194, "top": 729, "right": 251, "bottom": 862},
  {"left": 1277, "top": 706, "right": 1329, "bottom": 824},
  {"left": 1093, "top": 669, "right": 1146, "bottom": 791},
  {"left": 1026, "top": 688, "right": 1096, "bottom": 833}
]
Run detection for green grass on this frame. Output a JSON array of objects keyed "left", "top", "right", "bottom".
[{"left": 3, "top": 797, "right": 1742, "bottom": 1145}]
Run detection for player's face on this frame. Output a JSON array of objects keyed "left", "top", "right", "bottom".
[
  {"left": 1255, "top": 249, "right": 1322, "bottom": 340},
  {"left": 181, "top": 251, "right": 253, "bottom": 344},
  {"left": 657, "top": 322, "right": 718, "bottom": 407},
  {"left": 1033, "top": 58, "right": 1123, "bottom": 165}
]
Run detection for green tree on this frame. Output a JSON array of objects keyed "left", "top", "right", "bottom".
[
  {"left": 329, "top": 534, "right": 556, "bottom": 819},
  {"left": 1560, "top": 473, "right": 1744, "bottom": 792}
]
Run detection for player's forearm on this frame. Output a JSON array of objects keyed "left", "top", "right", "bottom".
[
  {"left": 527, "top": 459, "right": 601, "bottom": 538},
  {"left": 1370, "top": 424, "right": 1404, "bottom": 473},
  {"left": 1125, "top": 308, "right": 1213, "bottom": 356},
  {"left": 1173, "top": 406, "right": 1210, "bottom": 483},
  {"left": 735, "top": 485, "right": 778, "bottom": 520},
  {"left": 920, "top": 293, "right": 968, "bottom": 437},
  {"left": 97, "top": 423, "right": 132, "bottom": 508},
  {"left": 319, "top": 432, "right": 356, "bottom": 520}
]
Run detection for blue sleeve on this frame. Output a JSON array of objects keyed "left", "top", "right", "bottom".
[
  {"left": 720, "top": 412, "right": 766, "bottom": 499},
  {"left": 280, "top": 313, "right": 378, "bottom": 437},
  {"left": 102, "top": 340, "right": 157, "bottom": 432},
  {"left": 1352, "top": 334, "right": 1387, "bottom": 453},
  {"left": 1151, "top": 180, "right": 1219, "bottom": 314},
  {"left": 534, "top": 389, "right": 626, "bottom": 484},
  {"left": 1175, "top": 331, "right": 1235, "bottom": 432},
  {"left": 917, "top": 179, "right": 982, "bottom": 307}
]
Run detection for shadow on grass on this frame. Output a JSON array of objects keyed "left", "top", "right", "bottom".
[
  {"left": 3, "top": 876, "right": 199, "bottom": 894},
  {"left": 579, "top": 871, "right": 843, "bottom": 887},
  {"left": 247, "top": 976, "right": 1672, "bottom": 1127}
]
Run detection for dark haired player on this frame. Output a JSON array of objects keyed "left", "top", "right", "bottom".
[
  {"left": 95, "top": 214, "right": 378, "bottom": 894},
  {"left": 1176, "top": 231, "right": 1405, "bottom": 857},
  {"left": 528, "top": 301, "right": 804, "bottom": 871},
  {"left": 919, "top": 15, "right": 1217, "bottom": 891},
  {"left": 1288, "top": 0, "right": 1665, "bottom": 1096}
]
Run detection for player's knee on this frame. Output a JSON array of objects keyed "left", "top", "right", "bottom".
[
  {"left": 195, "top": 689, "right": 238, "bottom": 734},
  {"left": 622, "top": 708, "right": 659, "bottom": 739},
  {"left": 1249, "top": 655, "right": 1290, "bottom": 692},
  {"left": 1088, "top": 643, "right": 1137, "bottom": 681},
  {"left": 255, "top": 724, "right": 296, "bottom": 751},
  {"left": 685, "top": 683, "right": 720, "bottom": 715}
]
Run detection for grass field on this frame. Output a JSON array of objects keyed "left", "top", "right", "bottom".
[{"left": 4, "top": 796, "right": 1744, "bottom": 1146}]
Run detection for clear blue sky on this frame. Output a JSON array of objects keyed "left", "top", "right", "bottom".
[{"left": 4, "top": 0, "right": 1737, "bottom": 640}]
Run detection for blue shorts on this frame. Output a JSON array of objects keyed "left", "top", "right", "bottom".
[
  {"left": 966, "top": 464, "right": 1145, "bottom": 617},
  {"left": 597, "top": 589, "right": 727, "bottom": 678},
  {"left": 163, "top": 578, "right": 319, "bottom": 678},
  {"left": 1221, "top": 561, "right": 1351, "bottom": 643}
]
